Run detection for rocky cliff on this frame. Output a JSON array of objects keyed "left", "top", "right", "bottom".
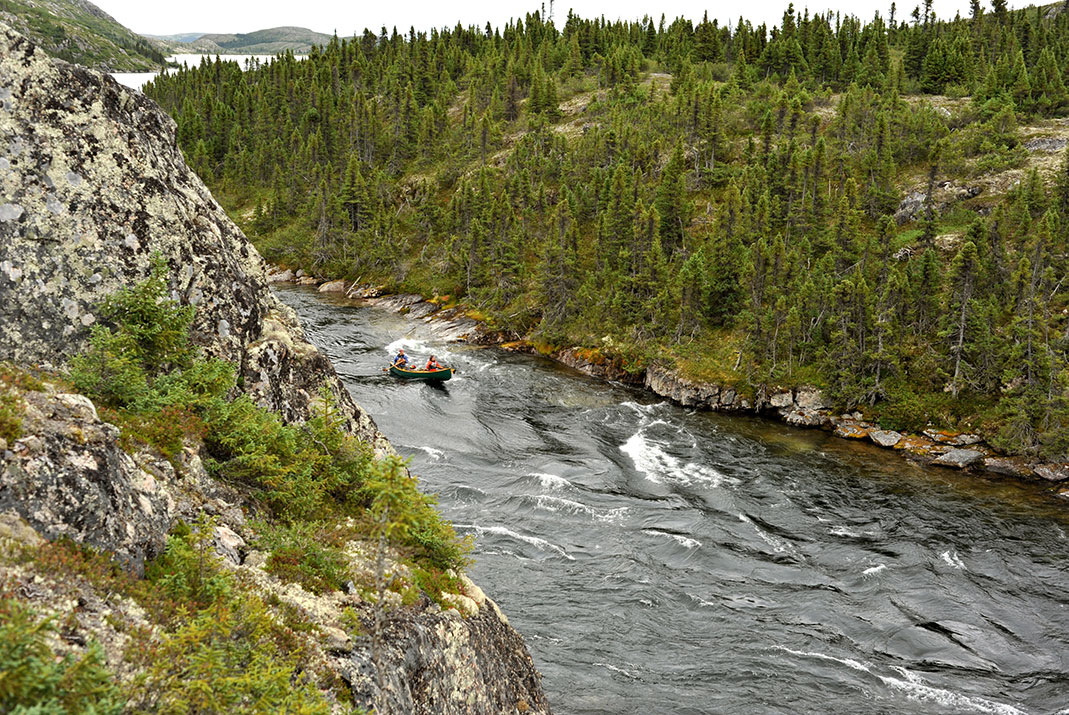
[
  {"left": 0, "top": 24, "right": 548, "bottom": 713},
  {"left": 0, "top": 22, "right": 383, "bottom": 450}
]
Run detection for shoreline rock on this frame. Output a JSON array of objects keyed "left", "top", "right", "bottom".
[{"left": 344, "top": 282, "right": 1067, "bottom": 492}]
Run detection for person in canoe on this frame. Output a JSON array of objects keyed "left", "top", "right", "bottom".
[
  {"left": 392, "top": 347, "right": 409, "bottom": 367},
  {"left": 425, "top": 354, "right": 443, "bottom": 370}
]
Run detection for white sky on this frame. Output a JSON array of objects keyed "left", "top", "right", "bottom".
[{"left": 93, "top": 0, "right": 991, "bottom": 37}]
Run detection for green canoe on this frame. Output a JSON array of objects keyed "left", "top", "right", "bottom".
[{"left": 388, "top": 364, "right": 454, "bottom": 381}]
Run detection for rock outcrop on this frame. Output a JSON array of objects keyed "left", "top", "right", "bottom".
[
  {"left": 0, "top": 25, "right": 548, "bottom": 713},
  {"left": 0, "top": 384, "right": 176, "bottom": 575},
  {"left": 351, "top": 591, "right": 548, "bottom": 713},
  {"left": 0, "top": 23, "right": 386, "bottom": 453}
]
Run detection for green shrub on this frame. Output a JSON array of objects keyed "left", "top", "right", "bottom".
[
  {"left": 204, "top": 391, "right": 374, "bottom": 521},
  {"left": 146, "top": 518, "right": 232, "bottom": 609},
  {"left": 70, "top": 256, "right": 199, "bottom": 410},
  {"left": 70, "top": 255, "right": 234, "bottom": 462},
  {"left": 411, "top": 566, "right": 466, "bottom": 607},
  {"left": 105, "top": 404, "right": 203, "bottom": 464},
  {"left": 70, "top": 326, "right": 150, "bottom": 408},
  {"left": 0, "top": 363, "right": 47, "bottom": 444},
  {"left": 0, "top": 388, "right": 22, "bottom": 444},
  {"left": 256, "top": 521, "right": 351, "bottom": 594},
  {"left": 0, "top": 598, "right": 124, "bottom": 715},
  {"left": 125, "top": 600, "right": 329, "bottom": 715},
  {"left": 364, "top": 456, "right": 472, "bottom": 572}
]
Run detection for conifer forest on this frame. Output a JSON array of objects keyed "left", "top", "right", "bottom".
[{"left": 144, "top": 2, "right": 1069, "bottom": 459}]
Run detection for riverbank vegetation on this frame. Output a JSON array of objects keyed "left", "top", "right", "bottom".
[
  {"left": 70, "top": 259, "right": 470, "bottom": 577},
  {"left": 144, "top": 3, "right": 1069, "bottom": 459},
  {"left": 0, "top": 262, "right": 475, "bottom": 711}
]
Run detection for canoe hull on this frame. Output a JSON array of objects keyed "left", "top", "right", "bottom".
[{"left": 389, "top": 365, "right": 454, "bottom": 381}]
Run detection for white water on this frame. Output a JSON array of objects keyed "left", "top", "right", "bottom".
[{"left": 277, "top": 285, "right": 1069, "bottom": 715}]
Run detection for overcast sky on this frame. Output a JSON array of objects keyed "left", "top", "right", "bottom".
[{"left": 93, "top": 0, "right": 994, "bottom": 37}]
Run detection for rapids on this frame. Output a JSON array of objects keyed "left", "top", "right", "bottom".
[{"left": 277, "top": 285, "right": 1069, "bottom": 714}]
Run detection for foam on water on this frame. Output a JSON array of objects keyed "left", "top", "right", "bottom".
[
  {"left": 774, "top": 647, "right": 1027, "bottom": 715},
  {"left": 621, "top": 400, "right": 666, "bottom": 416},
  {"left": 384, "top": 337, "right": 429, "bottom": 355},
  {"left": 862, "top": 563, "right": 887, "bottom": 576},
  {"left": 642, "top": 529, "right": 701, "bottom": 549},
  {"left": 880, "top": 666, "right": 1028, "bottom": 714},
  {"left": 689, "top": 593, "right": 718, "bottom": 607},
  {"left": 830, "top": 525, "right": 862, "bottom": 537},
  {"left": 621, "top": 431, "right": 733, "bottom": 487},
  {"left": 455, "top": 523, "right": 575, "bottom": 560},
  {"left": 738, "top": 513, "right": 797, "bottom": 556},
  {"left": 529, "top": 472, "right": 573, "bottom": 490},
  {"left": 595, "top": 662, "right": 641, "bottom": 679},
  {"left": 941, "top": 550, "right": 966, "bottom": 569},
  {"left": 530, "top": 495, "right": 628, "bottom": 522},
  {"left": 417, "top": 445, "right": 445, "bottom": 460}
]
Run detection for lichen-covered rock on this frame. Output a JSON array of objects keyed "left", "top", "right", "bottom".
[
  {"left": 869, "top": 430, "right": 903, "bottom": 448},
  {"left": 794, "top": 387, "right": 829, "bottom": 411},
  {"left": 933, "top": 448, "right": 985, "bottom": 469},
  {"left": 555, "top": 347, "right": 642, "bottom": 384},
  {"left": 0, "top": 23, "right": 388, "bottom": 455},
  {"left": 834, "top": 422, "right": 870, "bottom": 440},
  {"left": 768, "top": 391, "right": 794, "bottom": 409},
  {"left": 348, "top": 600, "right": 549, "bottom": 714},
  {"left": 318, "top": 279, "right": 348, "bottom": 293},
  {"left": 1033, "top": 464, "right": 1069, "bottom": 482},
  {"left": 267, "top": 268, "right": 295, "bottom": 283},
  {"left": 644, "top": 364, "right": 718, "bottom": 407},
  {"left": 782, "top": 408, "right": 825, "bottom": 428},
  {"left": 983, "top": 457, "right": 1035, "bottom": 479},
  {"left": 0, "top": 385, "right": 177, "bottom": 575}
]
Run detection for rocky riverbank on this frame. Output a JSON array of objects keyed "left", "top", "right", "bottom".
[
  {"left": 286, "top": 272, "right": 1068, "bottom": 497},
  {"left": 1, "top": 24, "right": 548, "bottom": 713}
]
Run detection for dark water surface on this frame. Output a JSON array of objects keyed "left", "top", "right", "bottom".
[{"left": 277, "top": 285, "right": 1069, "bottom": 715}]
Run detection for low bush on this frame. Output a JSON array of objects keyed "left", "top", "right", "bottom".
[
  {"left": 0, "top": 363, "right": 45, "bottom": 444},
  {"left": 256, "top": 520, "right": 351, "bottom": 594},
  {"left": 68, "top": 254, "right": 470, "bottom": 573},
  {"left": 0, "top": 598, "right": 124, "bottom": 715},
  {"left": 125, "top": 599, "right": 329, "bottom": 715},
  {"left": 146, "top": 517, "right": 232, "bottom": 610}
]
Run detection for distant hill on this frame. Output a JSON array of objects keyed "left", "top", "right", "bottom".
[
  {"left": 144, "top": 32, "right": 206, "bottom": 44},
  {"left": 175, "top": 26, "right": 331, "bottom": 54},
  {"left": 0, "top": 0, "right": 166, "bottom": 70}
]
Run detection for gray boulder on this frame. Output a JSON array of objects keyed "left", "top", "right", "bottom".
[
  {"left": 318, "top": 279, "right": 348, "bottom": 293},
  {"left": 769, "top": 391, "right": 793, "bottom": 408},
  {"left": 895, "top": 191, "right": 926, "bottom": 224},
  {"left": 0, "top": 387, "right": 177, "bottom": 575},
  {"left": 644, "top": 364, "right": 719, "bottom": 408},
  {"left": 1033, "top": 464, "right": 1069, "bottom": 482},
  {"left": 869, "top": 430, "right": 903, "bottom": 448},
  {"left": 934, "top": 449, "right": 985, "bottom": 469},
  {"left": 794, "top": 387, "right": 829, "bottom": 411}
]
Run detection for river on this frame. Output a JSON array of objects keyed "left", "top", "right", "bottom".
[
  {"left": 276, "top": 285, "right": 1069, "bottom": 715},
  {"left": 110, "top": 54, "right": 303, "bottom": 91}
]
